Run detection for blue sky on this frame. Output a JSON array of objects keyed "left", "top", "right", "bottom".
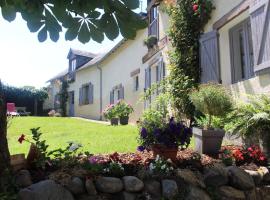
[{"left": 0, "top": 1, "right": 146, "bottom": 88}]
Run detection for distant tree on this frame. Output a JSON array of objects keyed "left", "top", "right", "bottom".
[{"left": 0, "top": 0, "right": 147, "bottom": 43}]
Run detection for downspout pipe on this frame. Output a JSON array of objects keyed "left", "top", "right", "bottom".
[{"left": 97, "top": 65, "right": 103, "bottom": 120}]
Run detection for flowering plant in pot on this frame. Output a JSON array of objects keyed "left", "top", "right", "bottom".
[
  {"left": 137, "top": 109, "right": 192, "bottom": 161},
  {"left": 114, "top": 100, "right": 134, "bottom": 125},
  {"left": 103, "top": 104, "right": 118, "bottom": 125},
  {"left": 190, "top": 83, "right": 233, "bottom": 155}
]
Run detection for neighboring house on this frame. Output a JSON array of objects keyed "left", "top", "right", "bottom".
[{"left": 200, "top": 0, "right": 270, "bottom": 99}]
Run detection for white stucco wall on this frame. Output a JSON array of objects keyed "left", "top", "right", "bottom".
[
  {"left": 101, "top": 29, "right": 148, "bottom": 123},
  {"left": 68, "top": 66, "right": 101, "bottom": 120},
  {"left": 204, "top": 0, "right": 244, "bottom": 32}
]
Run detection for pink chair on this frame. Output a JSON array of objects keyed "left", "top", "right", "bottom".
[{"left": 7, "top": 103, "right": 19, "bottom": 116}]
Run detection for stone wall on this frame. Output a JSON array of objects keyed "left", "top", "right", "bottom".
[{"left": 16, "top": 163, "right": 270, "bottom": 200}]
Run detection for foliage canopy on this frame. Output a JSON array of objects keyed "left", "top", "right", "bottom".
[{"left": 0, "top": 0, "right": 147, "bottom": 43}]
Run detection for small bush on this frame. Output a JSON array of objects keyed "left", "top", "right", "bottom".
[{"left": 190, "top": 83, "right": 233, "bottom": 129}]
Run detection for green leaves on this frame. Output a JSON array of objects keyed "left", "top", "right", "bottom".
[
  {"left": 1, "top": 4, "right": 16, "bottom": 22},
  {"left": 78, "top": 23, "right": 90, "bottom": 44},
  {"left": 38, "top": 27, "right": 47, "bottom": 42},
  {"left": 121, "top": 0, "right": 140, "bottom": 10}
]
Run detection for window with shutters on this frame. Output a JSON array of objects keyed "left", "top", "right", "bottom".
[
  {"left": 82, "top": 85, "right": 89, "bottom": 105},
  {"left": 80, "top": 83, "right": 94, "bottom": 105},
  {"left": 110, "top": 85, "right": 124, "bottom": 104},
  {"left": 230, "top": 19, "right": 254, "bottom": 83}
]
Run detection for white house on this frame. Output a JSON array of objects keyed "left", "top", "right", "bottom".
[{"left": 47, "top": 0, "right": 270, "bottom": 123}]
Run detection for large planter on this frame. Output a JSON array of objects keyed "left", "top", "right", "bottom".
[
  {"left": 110, "top": 118, "right": 119, "bottom": 126},
  {"left": 119, "top": 116, "right": 129, "bottom": 125},
  {"left": 193, "top": 127, "right": 225, "bottom": 156},
  {"left": 151, "top": 144, "right": 178, "bottom": 161}
]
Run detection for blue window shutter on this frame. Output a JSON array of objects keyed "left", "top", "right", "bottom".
[
  {"left": 79, "top": 88, "right": 82, "bottom": 105},
  {"left": 145, "top": 69, "right": 148, "bottom": 90},
  {"left": 199, "top": 30, "right": 220, "bottom": 83},
  {"left": 88, "top": 83, "right": 94, "bottom": 104},
  {"left": 250, "top": 0, "right": 270, "bottom": 73},
  {"left": 110, "top": 91, "right": 114, "bottom": 104},
  {"left": 120, "top": 86, "right": 124, "bottom": 100}
]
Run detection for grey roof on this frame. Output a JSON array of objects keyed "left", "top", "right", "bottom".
[
  {"left": 47, "top": 69, "right": 68, "bottom": 82},
  {"left": 68, "top": 48, "right": 97, "bottom": 59},
  {"left": 77, "top": 39, "right": 127, "bottom": 71}
]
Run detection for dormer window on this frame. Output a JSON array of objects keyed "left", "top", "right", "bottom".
[{"left": 71, "top": 59, "right": 76, "bottom": 71}]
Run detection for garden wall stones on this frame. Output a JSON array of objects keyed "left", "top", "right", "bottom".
[
  {"left": 18, "top": 166, "right": 270, "bottom": 200},
  {"left": 95, "top": 177, "right": 123, "bottom": 193},
  {"left": 18, "top": 180, "right": 74, "bottom": 200}
]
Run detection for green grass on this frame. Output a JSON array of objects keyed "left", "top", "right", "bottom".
[
  {"left": 8, "top": 117, "right": 194, "bottom": 156},
  {"left": 8, "top": 117, "right": 139, "bottom": 155}
]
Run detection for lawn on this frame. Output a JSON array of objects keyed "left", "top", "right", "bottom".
[{"left": 8, "top": 117, "right": 139, "bottom": 155}]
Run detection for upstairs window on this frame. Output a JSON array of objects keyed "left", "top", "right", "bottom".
[
  {"left": 230, "top": 19, "right": 254, "bottom": 83},
  {"left": 149, "top": 6, "right": 159, "bottom": 38}
]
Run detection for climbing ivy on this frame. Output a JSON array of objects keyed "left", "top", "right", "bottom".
[
  {"left": 166, "top": 0, "right": 214, "bottom": 119},
  {"left": 59, "top": 79, "right": 69, "bottom": 117}
]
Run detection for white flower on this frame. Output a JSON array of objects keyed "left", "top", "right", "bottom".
[
  {"left": 69, "top": 143, "right": 79, "bottom": 151},
  {"left": 161, "top": 165, "right": 166, "bottom": 170}
]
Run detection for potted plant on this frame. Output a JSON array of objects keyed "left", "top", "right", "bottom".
[
  {"left": 137, "top": 109, "right": 192, "bottom": 161},
  {"left": 143, "top": 35, "right": 158, "bottom": 50},
  {"left": 190, "top": 83, "right": 233, "bottom": 155},
  {"left": 115, "top": 100, "right": 134, "bottom": 125},
  {"left": 103, "top": 104, "right": 118, "bottom": 125}
]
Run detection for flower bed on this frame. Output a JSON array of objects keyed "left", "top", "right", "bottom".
[{"left": 14, "top": 148, "right": 270, "bottom": 200}]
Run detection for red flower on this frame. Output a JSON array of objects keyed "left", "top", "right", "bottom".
[
  {"left": 18, "top": 134, "right": 25, "bottom": 144},
  {"left": 193, "top": 4, "right": 199, "bottom": 12},
  {"left": 247, "top": 147, "right": 253, "bottom": 152}
]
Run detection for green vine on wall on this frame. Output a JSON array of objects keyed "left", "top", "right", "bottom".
[
  {"left": 59, "top": 79, "right": 69, "bottom": 117},
  {"left": 166, "top": 0, "right": 214, "bottom": 119}
]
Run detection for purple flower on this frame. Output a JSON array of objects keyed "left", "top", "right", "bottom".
[
  {"left": 88, "top": 156, "right": 98, "bottom": 164},
  {"left": 140, "top": 128, "right": 147, "bottom": 138},
  {"left": 153, "top": 128, "right": 161, "bottom": 137},
  {"left": 137, "top": 146, "right": 145, "bottom": 152}
]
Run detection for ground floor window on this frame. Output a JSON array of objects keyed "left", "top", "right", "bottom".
[{"left": 230, "top": 19, "right": 254, "bottom": 83}]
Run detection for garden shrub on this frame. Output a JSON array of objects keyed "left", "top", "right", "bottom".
[{"left": 190, "top": 83, "right": 233, "bottom": 129}]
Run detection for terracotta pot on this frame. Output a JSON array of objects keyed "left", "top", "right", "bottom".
[
  {"left": 151, "top": 144, "right": 178, "bottom": 161},
  {"left": 119, "top": 116, "right": 129, "bottom": 125},
  {"left": 10, "top": 154, "right": 26, "bottom": 171},
  {"left": 110, "top": 118, "right": 119, "bottom": 126}
]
